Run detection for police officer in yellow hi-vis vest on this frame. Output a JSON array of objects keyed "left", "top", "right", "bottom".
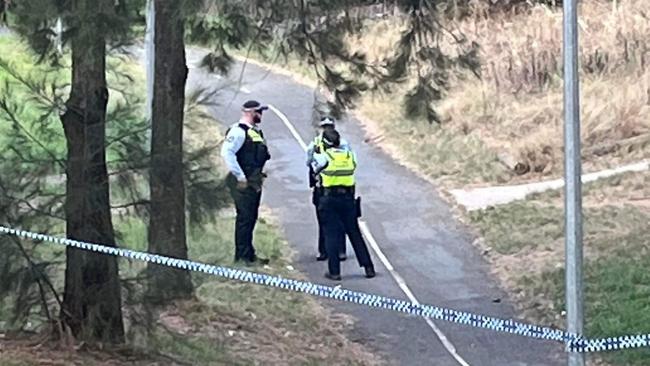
[
  {"left": 221, "top": 100, "right": 271, "bottom": 265},
  {"left": 311, "top": 129, "right": 375, "bottom": 281},
  {"left": 306, "top": 117, "right": 349, "bottom": 262}
]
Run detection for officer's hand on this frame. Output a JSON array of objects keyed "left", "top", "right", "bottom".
[{"left": 236, "top": 180, "right": 248, "bottom": 191}]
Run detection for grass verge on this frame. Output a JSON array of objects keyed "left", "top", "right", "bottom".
[
  {"left": 115, "top": 214, "right": 381, "bottom": 366},
  {"left": 469, "top": 171, "right": 650, "bottom": 365}
]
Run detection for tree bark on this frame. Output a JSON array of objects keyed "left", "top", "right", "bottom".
[
  {"left": 147, "top": 0, "right": 193, "bottom": 303},
  {"left": 60, "top": 0, "right": 124, "bottom": 343}
]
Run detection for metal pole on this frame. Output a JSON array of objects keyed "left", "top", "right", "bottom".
[
  {"left": 145, "top": 0, "right": 155, "bottom": 121},
  {"left": 54, "top": 18, "right": 63, "bottom": 55},
  {"left": 563, "top": 0, "right": 584, "bottom": 365}
]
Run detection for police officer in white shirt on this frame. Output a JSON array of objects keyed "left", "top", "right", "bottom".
[{"left": 221, "top": 100, "right": 271, "bottom": 265}]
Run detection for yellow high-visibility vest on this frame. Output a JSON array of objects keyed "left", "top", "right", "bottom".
[
  {"left": 248, "top": 128, "right": 265, "bottom": 143},
  {"left": 320, "top": 149, "right": 356, "bottom": 187}
]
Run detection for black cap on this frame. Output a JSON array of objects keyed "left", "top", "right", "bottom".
[
  {"left": 242, "top": 100, "right": 269, "bottom": 112},
  {"left": 322, "top": 129, "right": 341, "bottom": 147}
]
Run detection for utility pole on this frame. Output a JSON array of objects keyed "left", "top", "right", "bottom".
[
  {"left": 145, "top": 0, "right": 155, "bottom": 121},
  {"left": 563, "top": 0, "right": 585, "bottom": 365}
]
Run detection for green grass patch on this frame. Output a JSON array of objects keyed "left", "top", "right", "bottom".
[
  {"left": 470, "top": 193, "right": 650, "bottom": 365},
  {"left": 468, "top": 202, "right": 563, "bottom": 255},
  {"left": 469, "top": 200, "right": 650, "bottom": 255},
  {"left": 114, "top": 214, "right": 285, "bottom": 270},
  {"left": 526, "top": 255, "right": 650, "bottom": 365}
]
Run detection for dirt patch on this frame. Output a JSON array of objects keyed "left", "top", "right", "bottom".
[
  {"left": 157, "top": 300, "right": 384, "bottom": 366},
  {"left": 0, "top": 336, "right": 184, "bottom": 366}
]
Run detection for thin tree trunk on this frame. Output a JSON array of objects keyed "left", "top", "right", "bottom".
[
  {"left": 147, "top": 0, "right": 192, "bottom": 303},
  {"left": 60, "top": 0, "right": 124, "bottom": 343}
]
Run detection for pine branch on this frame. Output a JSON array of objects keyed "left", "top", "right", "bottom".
[
  {"left": 5, "top": 227, "right": 63, "bottom": 312},
  {"left": 0, "top": 95, "right": 66, "bottom": 170},
  {"left": 0, "top": 58, "right": 65, "bottom": 111}
]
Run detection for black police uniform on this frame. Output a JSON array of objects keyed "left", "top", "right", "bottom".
[
  {"left": 319, "top": 187, "right": 374, "bottom": 279},
  {"left": 310, "top": 161, "right": 346, "bottom": 261},
  {"left": 316, "top": 140, "right": 375, "bottom": 280},
  {"left": 227, "top": 123, "right": 271, "bottom": 262}
]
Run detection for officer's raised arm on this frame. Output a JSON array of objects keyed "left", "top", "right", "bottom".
[
  {"left": 306, "top": 140, "right": 316, "bottom": 167},
  {"left": 310, "top": 151, "right": 329, "bottom": 175},
  {"left": 220, "top": 127, "right": 247, "bottom": 182}
]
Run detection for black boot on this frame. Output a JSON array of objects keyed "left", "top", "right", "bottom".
[
  {"left": 325, "top": 272, "right": 342, "bottom": 281},
  {"left": 364, "top": 266, "right": 376, "bottom": 278}
]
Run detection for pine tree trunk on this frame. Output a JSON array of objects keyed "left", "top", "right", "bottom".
[
  {"left": 60, "top": 0, "right": 124, "bottom": 343},
  {"left": 147, "top": 0, "right": 192, "bottom": 303}
]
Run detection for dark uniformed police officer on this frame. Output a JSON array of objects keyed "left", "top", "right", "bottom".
[
  {"left": 312, "top": 129, "right": 375, "bottom": 281},
  {"left": 306, "top": 117, "right": 350, "bottom": 262},
  {"left": 221, "top": 100, "right": 271, "bottom": 265}
]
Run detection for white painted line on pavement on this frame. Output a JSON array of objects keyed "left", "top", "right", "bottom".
[
  {"left": 268, "top": 104, "right": 309, "bottom": 151},
  {"left": 268, "top": 103, "right": 469, "bottom": 366},
  {"left": 239, "top": 86, "right": 251, "bottom": 94},
  {"left": 359, "top": 222, "right": 470, "bottom": 366}
]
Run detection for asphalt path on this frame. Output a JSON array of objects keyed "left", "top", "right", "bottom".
[{"left": 187, "top": 49, "right": 564, "bottom": 366}]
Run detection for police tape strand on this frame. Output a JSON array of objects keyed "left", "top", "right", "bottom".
[{"left": 1, "top": 225, "right": 648, "bottom": 353}]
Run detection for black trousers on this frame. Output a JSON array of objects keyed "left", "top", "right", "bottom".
[
  {"left": 318, "top": 193, "right": 373, "bottom": 276},
  {"left": 228, "top": 176, "right": 262, "bottom": 261},
  {"left": 312, "top": 188, "right": 345, "bottom": 257}
]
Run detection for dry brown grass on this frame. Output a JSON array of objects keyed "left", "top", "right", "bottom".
[
  {"left": 444, "top": 0, "right": 650, "bottom": 180},
  {"left": 165, "top": 298, "right": 384, "bottom": 366},
  {"left": 349, "top": 0, "right": 650, "bottom": 184}
]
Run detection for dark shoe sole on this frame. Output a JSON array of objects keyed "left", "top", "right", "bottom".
[
  {"left": 316, "top": 254, "right": 328, "bottom": 261},
  {"left": 237, "top": 258, "right": 270, "bottom": 266},
  {"left": 339, "top": 254, "right": 347, "bottom": 261},
  {"left": 325, "top": 272, "right": 342, "bottom": 281},
  {"left": 364, "top": 267, "right": 376, "bottom": 278}
]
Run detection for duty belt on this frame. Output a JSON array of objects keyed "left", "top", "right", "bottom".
[{"left": 322, "top": 186, "right": 355, "bottom": 196}]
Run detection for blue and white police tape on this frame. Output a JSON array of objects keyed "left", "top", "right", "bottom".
[{"left": 1, "top": 225, "right": 648, "bottom": 353}]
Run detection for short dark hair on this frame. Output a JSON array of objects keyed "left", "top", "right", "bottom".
[{"left": 322, "top": 129, "right": 340, "bottom": 148}]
